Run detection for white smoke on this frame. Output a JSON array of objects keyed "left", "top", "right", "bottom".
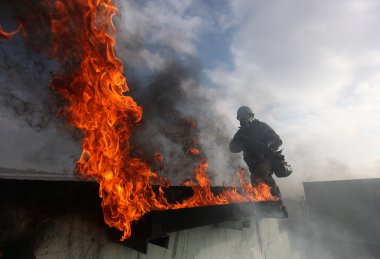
[{"left": 2, "top": 0, "right": 380, "bottom": 196}]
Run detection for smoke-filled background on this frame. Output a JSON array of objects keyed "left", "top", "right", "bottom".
[
  {"left": 1, "top": 0, "right": 380, "bottom": 197},
  {"left": 1, "top": 1, "right": 380, "bottom": 258}
]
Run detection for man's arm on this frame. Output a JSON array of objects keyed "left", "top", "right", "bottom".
[
  {"left": 261, "top": 123, "right": 282, "bottom": 151},
  {"left": 229, "top": 131, "right": 244, "bottom": 153}
]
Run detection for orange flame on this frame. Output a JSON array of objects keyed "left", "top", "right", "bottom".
[
  {"left": 0, "top": 24, "right": 22, "bottom": 39},
  {"left": 1, "top": 0, "right": 278, "bottom": 240},
  {"left": 46, "top": 0, "right": 163, "bottom": 240},
  {"left": 187, "top": 147, "right": 200, "bottom": 155},
  {"left": 237, "top": 168, "right": 278, "bottom": 202}
]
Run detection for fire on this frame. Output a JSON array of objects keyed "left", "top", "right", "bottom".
[
  {"left": 237, "top": 168, "right": 277, "bottom": 202},
  {"left": 1, "top": 0, "right": 278, "bottom": 240},
  {"left": 0, "top": 24, "right": 23, "bottom": 39},
  {"left": 187, "top": 147, "right": 200, "bottom": 155}
]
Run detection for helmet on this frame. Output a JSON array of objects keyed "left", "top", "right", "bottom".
[{"left": 237, "top": 106, "right": 254, "bottom": 120}]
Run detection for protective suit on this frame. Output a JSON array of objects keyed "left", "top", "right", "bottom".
[{"left": 229, "top": 106, "right": 287, "bottom": 197}]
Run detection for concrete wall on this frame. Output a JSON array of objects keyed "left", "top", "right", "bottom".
[{"left": 35, "top": 215, "right": 299, "bottom": 259}]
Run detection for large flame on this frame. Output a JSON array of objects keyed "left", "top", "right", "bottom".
[{"left": 1, "top": 0, "right": 278, "bottom": 240}]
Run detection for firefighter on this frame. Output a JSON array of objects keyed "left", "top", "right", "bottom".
[{"left": 229, "top": 106, "right": 291, "bottom": 197}]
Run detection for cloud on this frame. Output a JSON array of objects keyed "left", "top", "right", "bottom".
[
  {"left": 116, "top": 0, "right": 208, "bottom": 72},
  {"left": 206, "top": 0, "right": 380, "bottom": 196}
]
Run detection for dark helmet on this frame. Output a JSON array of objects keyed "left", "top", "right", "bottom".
[{"left": 237, "top": 106, "right": 254, "bottom": 120}]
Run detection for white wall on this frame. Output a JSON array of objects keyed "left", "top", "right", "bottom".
[{"left": 36, "top": 214, "right": 299, "bottom": 259}]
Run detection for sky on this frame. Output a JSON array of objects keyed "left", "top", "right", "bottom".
[
  {"left": 1, "top": 0, "right": 380, "bottom": 198},
  {"left": 114, "top": 0, "right": 380, "bottom": 196}
]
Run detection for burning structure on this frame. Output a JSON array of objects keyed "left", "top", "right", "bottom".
[
  {"left": 0, "top": 0, "right": 294, "bottom": 258},
  {"left": 0, "top": 169, "right": 288, "bottom": 257}
]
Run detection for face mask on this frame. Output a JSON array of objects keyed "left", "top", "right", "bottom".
[{"left": 239, "top": 114, "right": 254, "bottom": 127}]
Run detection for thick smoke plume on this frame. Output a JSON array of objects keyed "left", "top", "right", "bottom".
[
  {"left": 126, "top": 61, "right": 243, "bottom": 184},
  {"left": 0, "top": 0, "right": 242, "bottom": 185},
  {"left": 0, "top": 0, "right": 81, "bottom": 173}
]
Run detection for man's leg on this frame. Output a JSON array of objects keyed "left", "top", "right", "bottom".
[{"left": 251, "top": 161, "right": 281, "bottom": 197}]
